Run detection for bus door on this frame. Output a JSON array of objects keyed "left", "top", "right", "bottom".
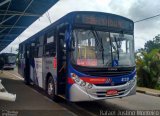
[
  {"left": 24, "top": 44, "right": 31, "bottom": 84},
  {"left": 29, "top": 42, "right": 36, "bottom": 82},
  {"left": 57, "top": 25, "right": 67, "bottom": 95}
]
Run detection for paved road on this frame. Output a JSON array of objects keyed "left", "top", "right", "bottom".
[
  {"left": 73, "top": 92, "right": 160, "bottom": 115},
  {"left": 1, "top": 69, "right": 160, "bottom": 116},
  {"left": 0, "top": 70, "right": 76, "bottom": 116}
]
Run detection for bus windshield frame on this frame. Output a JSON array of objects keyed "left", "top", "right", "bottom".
[{"left": 70, "top": 28, "right": 135, "bottom": 68}]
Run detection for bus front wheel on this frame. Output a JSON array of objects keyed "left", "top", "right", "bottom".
[{"left": 47, "top": 76, "right": 58, "bottom": 101}]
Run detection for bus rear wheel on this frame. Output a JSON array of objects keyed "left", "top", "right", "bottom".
[{"left": 47, "top": 76, "right": 58, "bottom": 101}]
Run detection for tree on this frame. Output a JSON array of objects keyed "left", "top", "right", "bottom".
[
  {"left": 136, "top": 49, "right": 160, "bottom": 89},
  {"left": 144, "top": 40, "right": 155, "bottom": 53},
  {"left": 144, "top": 34, "right": 160, "bottom": 53},
  {"left": 136, "top": 34, "right": 160, "bottom": 89}
]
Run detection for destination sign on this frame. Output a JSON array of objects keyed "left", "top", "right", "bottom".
[{"left": 74, "top": 13, "right": 134, "bottom": 31}]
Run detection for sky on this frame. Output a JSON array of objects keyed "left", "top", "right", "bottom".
[{"left": 1, "top": 0, "right": 160, "bottom": 53}]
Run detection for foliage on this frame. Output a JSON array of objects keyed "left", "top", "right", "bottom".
[
  {"left": 144, "top": 34, "right": 160, "bottom": 53},
  {"left": 136, "top": 34, "right": 160, "bottom": 90}
]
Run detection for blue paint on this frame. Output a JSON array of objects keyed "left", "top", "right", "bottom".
[
  {"left": 68, "top": 62, "right": 136, "bottom": 84},
  {"left": 112, "top": 59, "right": 119, "bottom": 66}
]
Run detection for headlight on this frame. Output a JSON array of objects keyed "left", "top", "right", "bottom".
[
  {"left": 75, "top": 77, "right": 80, "bottom": 83},
  {"left": 80, "top": 81, "right": 86, "bottom": 86},
  {"left": 87, "top": 83, "right": 93, "bottom": 89},
  {"left": 71, "top": 73, "right": 93, "bottom": 89}
]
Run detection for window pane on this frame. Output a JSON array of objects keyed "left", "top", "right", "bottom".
[
  {"left": 47, "top": 36, "right": 54, "bottom": 43},
  {"left": 38, "top": 46, "right": 43, "bottom": 57}
]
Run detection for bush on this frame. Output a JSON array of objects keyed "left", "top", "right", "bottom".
[{"left": 136, "top": 49, "right": 160, "bottom": 89}]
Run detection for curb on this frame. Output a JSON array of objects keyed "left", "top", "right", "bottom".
[{"left": 136, "top": 89, "right": 160, "bottom": 97}]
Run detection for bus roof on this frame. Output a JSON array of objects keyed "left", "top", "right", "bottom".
[{"left": 20, "top": 11, "right": 134, "bottom": 45}]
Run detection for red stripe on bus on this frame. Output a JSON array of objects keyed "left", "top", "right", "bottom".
[
  {"left": 81, "top": 77, "right": 111, "bottom": 84},
  {"left": 67, "top": 77, "right": 111, "bottom": 84}
]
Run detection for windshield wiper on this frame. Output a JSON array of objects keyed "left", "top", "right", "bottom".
[
  {"left": 92, "top": 31, "right": 105, "bottom": 64},
  {"left": 114, "top": 37, "right": 120, "bottom": 60}
]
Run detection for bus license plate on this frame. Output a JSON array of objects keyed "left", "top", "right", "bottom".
[{"left": 106, "top": 89, "right": 118, "bottom": 95}]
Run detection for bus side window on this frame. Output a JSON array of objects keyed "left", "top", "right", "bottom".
[
  {"left": 38, "top": 46, "right": 43, "bottom": 57},
  {"left": 34, "top": 47, "right": 38, "bottom": 58},
  {"left": 34, "top": 35, "right": 44, "bottom": 58},
  {"left": 44, "top": 31, "right": 56, "bottom": 57}
]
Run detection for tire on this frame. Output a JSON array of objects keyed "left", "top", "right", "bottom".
[{"left": 47, "top": 76, "right": 58, "bottom": 102}]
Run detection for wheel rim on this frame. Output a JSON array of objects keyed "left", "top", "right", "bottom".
[{"left": 48, "top": 81, "right": 54, "bottom": 96}]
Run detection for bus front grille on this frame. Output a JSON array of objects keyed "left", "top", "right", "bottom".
[
  {"left": 94, "top": 82, "right": 127, "bottom": 86},
  {"left": 72, "top": 65, "right": 135, "bottom": 77},
  {"left": 82, "top": 70, "right": 132, "bottom": 77},
  {"left": 91, "top": 89, "right": 127, "bottom": 98}
]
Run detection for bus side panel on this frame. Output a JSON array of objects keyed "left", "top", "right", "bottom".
[
  {"left": 34, "top": 58, "right": 43, "bottom": 88},
  {"left": 30, "top": 64, "right": 34, "bottom": 81},
  {"left": 29, "top": 57, "right": 36, "bottom": 83},
  {"left": 43, "top": 57, "right": 57, "bottom": 94},
  {"left": 18, "top": 44, "right": 26, "bottom": 78}
]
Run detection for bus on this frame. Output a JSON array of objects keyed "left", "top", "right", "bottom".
[
  {"left": 0, "top": 53, "right": 17, "bottom": 70},
  {"left": 18, "top": 11, "right": 136, "bottom": 102}
]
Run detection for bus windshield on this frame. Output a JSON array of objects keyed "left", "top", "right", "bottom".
[
  {"left": 8, "top": 55, "right": 16, "bottom": 64},
  {"left": 71, "top": 29, "right": 135, "bottom": 67}
]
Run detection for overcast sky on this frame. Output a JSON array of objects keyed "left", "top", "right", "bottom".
[{"left": 1, "top": 0, "right": 160, "bottom": 53}]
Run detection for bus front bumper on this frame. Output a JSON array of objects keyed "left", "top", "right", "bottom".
[
  {"left": 69, "top": 77, "right": 136, "bottom": 102},
  {"left": 3, "top": 65, "right": 16, "bottom": 69}
]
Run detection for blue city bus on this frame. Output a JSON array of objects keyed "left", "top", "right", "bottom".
[
  {"left": 18, "top": 11, "right": 136, "bottom": 102},
  {"left": 0, "top": 53, "right": 17, "bottom": 70}
]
